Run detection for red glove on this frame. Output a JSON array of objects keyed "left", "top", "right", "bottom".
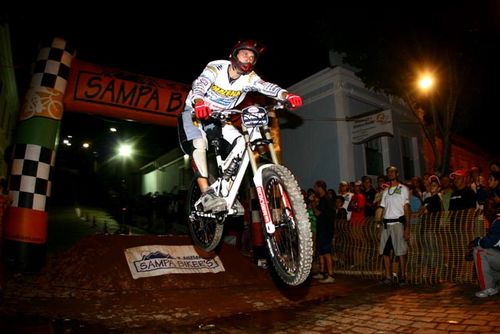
[
  {"left": 194, "top": 100, "right": 211, "bottom": 120},
  {"left": 286, "top": 93, "right": 302, "bottom": 110}
]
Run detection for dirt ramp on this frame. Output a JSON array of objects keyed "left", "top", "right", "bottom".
[{"left": 37, "top": 234, "right": 274, "bottom": 291}]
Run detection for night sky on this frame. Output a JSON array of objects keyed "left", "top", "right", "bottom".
[{"left": 5, "top": 4, "right": 499, "bottom": 165}]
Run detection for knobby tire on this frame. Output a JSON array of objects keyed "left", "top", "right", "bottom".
[
  {"left": 186, "top": 178, "right": 224, "bottom": 252},
  {"left": 261, "top": 165, "right": 313, "bottom": 285}
]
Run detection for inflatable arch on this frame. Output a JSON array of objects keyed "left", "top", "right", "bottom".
[{"left": 4, "top": 37, "right": 189, "bottom": 271}]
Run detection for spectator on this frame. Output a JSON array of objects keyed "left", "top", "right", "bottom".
[
  {"left": 311, "top": 180, "right": 336, "bottom": 283},
  {"left": 485, "top": 171, "right": 500, "bottom": 224},
  {"left": 335, "top": 196, "right": 348, "bottom": 220},
  {"left": 470, "top": 215, "right": 500, "bottom": 298},
  {"left": 439, "top": 175, "right": 454, "bottom": 211},
  {"left": 338, "top": 181, "right": 353, "bottom": 221},
  {"left": 420, "top": 175, "right": 443, "bottom": 214},
  {"left": 407, "top": 183, "right": 423, "bottom": 225},
  {"left": 348, "top": 180, "right": 366, "bottom": 227},
  {"left": 449, "top": 169, "right": 477, "bottom": 211},
  {"left": 362, "top": 176, "right": 377, "bottom": 217},
  {"left": 419, "top": 175, "right": 443, "bottom": 278},
  {"left": 373, "top": 175, "right": 387, "bottom": 209},
  {"left": 376, "top": 166, "right": 411, "bottom": 287},
  {"left": 470, "top": 166, "right": 488, "bottom": 209}
]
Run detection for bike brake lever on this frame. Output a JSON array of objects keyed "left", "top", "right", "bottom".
[{"left": 272, "top": 101, "right": 288, "bottom": 111}]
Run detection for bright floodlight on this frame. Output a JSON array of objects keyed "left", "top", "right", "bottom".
[
  {"left": 82, "top": 142, "right": 90, "bottom": 149},
  {"left": 110, "top": 127, "right": 117, "bottom": 132},
  {"left": 118, "top": 144, "right": 133, "bottom": 158},
  {"left": 418, "top": 74, "right": 434, "bottom": 92}
]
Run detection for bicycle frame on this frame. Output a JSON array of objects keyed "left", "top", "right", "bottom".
[
  {"left": 189, "top": 103, "right": 313, "bottom": 284},
  {"left": 194, "top": 105, "right": 281, "bottom": 234}
]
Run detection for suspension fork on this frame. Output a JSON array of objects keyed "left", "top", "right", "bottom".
[
  {"left": 242, "top": 124, "right": 277, "bottom": 234},
  {"left": 262, "top": 124, "right": 280, "bottom": 165},
  {"left": 241, "top": 124, "right": 280, "bottom": 174}
]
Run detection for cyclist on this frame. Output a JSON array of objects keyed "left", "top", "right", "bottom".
[{"left": 178, "top": 39, "right": 302, "bottom": 212}]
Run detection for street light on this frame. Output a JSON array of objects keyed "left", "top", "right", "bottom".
[
  {"left": 414, "top": 70, "right": 443, "bottom": 174},
  {"left": 118, "top": 144, "right": 133, "bottom": 158},
  {"left": 417, "top": 72, "right": 435, "bottom": 94}
]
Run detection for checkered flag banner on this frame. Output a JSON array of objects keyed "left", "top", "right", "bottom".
[
  {"left": 30, "top": 38, "right": 75, "bottom": 93},
  {"left": 9, "top": 144, "right": 56, "bottom": 212},
  {"left": 19, "top": 38, "right": 75, "bottom": 122}
]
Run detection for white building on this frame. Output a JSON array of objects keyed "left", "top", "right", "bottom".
[{"left": 281, "top": 64, "right": 424, "bottom": 190}]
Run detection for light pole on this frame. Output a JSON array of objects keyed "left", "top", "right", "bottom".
[
  {"left": 414, "top": 71, "right": 442, "bottom": 174},
  {"left": 116, "top": 143, "right": 134, "bottom": 231}
]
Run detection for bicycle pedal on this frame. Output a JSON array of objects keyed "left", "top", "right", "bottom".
[{"left": 230, "top": 200, "right": 245, "bottom": 216}]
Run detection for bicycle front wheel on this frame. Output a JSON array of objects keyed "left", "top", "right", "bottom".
[{"left": 260, "top": 165, "right": 313, "bottom": 285}]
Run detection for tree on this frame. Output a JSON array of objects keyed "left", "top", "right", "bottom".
[{"left": 314, "top": 5, "right": 493, "bottom": 175}]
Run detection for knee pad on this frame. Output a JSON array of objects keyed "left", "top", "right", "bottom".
[{"left": 192, "top": 138, "right": 208, "bottom": 178}]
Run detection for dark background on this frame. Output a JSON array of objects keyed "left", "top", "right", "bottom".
[{"left": 5, "top": 4, "right": 499, "bottom": 166}]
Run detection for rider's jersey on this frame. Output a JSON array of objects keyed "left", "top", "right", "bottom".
[{"left": 186, "top": 60, "right": 287, "bottom": 110}]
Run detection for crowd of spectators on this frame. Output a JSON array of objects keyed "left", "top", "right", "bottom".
[{"left": 302, "top": 160, "right": 500, "bottom": 294}]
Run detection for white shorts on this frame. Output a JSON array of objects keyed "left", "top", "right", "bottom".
[{"left": 379, "top": 222, "right": 408, "bottom": 256}]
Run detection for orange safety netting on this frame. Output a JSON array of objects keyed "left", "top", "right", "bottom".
[{"left": 330, "top": 209, "right": 487, "bottom": 285}]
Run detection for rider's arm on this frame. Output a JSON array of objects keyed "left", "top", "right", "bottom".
[
  {"left": 189, "top": 61, "right": 218, "bottom": 106},
  {"left": 247, "top": 73, "right": 288, "bottom": 101}
]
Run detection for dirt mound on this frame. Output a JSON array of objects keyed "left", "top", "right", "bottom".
[{"left": 36, "top": 234, "right": 274, "bottom": 291}]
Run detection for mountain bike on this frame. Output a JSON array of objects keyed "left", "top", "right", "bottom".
[{"left": 186, "top": 102, "right": 313, "bottom": 286}]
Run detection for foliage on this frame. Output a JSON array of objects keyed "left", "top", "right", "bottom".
[{"left": 313, "top": 5, "right": 495, "bottom": 174}]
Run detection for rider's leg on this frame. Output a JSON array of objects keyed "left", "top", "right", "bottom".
[
  {"left": 197, "top": 177, "right": 209, "bottom": 192},
  {"left": 192, "top": 138, "right": 210, "bottom": 192},
  {"left": 191, "top": 138, "right": 226, "bottom": 212},
  {"left": 178, "top": 112, "right": 226, "bottom": 212}
]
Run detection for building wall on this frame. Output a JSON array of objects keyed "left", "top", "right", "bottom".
[
  {"left": 423, "top": 137, "right": 492, "bottom": 176},
  {"left": 141, "top": 153, "right": 191, "bottom": 195},
  {"left": 281, "top": 66, "right": 424, "bottom": 189}
]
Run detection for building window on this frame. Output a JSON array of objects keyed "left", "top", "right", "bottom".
[
  {"left": 401, "top": 136, "right": 415, "bottom": 179},
  {"left": 365, "top": 138, "right": 383, "bottom": 176}
]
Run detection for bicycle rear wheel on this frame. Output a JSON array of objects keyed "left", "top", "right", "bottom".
[
  {"left": 260, "top": 165, "right": 313, "bottom": 285},
  {"left": 186, "top": 178, "right": 225, "bottom": 252}
]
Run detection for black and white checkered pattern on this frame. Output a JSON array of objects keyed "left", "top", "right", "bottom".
[
  {"left": 30, "top": 38, "right": 75, "bottom": 93},
  {"left": 9, "top": 144, "right": 56, "bottom": 212}
]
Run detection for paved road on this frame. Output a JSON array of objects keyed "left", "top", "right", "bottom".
[
  {"left": 197, "top": 282, "right": 500, "bottom": 333},
  {"left": 2, "top": 206, "right": 499, "bottom": 333},
  {"left": 2, "top": 276, "right": 499, "bottom": 333}
]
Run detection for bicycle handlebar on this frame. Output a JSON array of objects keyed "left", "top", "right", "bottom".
[{"left": 209, "top": 101, "right": 288, "bottom": 119}]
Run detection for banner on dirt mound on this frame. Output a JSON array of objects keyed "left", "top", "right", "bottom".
[{"left": 124, "top": 245, "right": 225, "bottom": 279}]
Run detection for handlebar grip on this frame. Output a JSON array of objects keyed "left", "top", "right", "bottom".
[{"left": 282, "top": 100, "right": 292, "bottom": 109}]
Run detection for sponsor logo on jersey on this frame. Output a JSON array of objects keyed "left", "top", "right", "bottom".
[{"left": 210, "top": 84, "right": 242, "bottom": 98}]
